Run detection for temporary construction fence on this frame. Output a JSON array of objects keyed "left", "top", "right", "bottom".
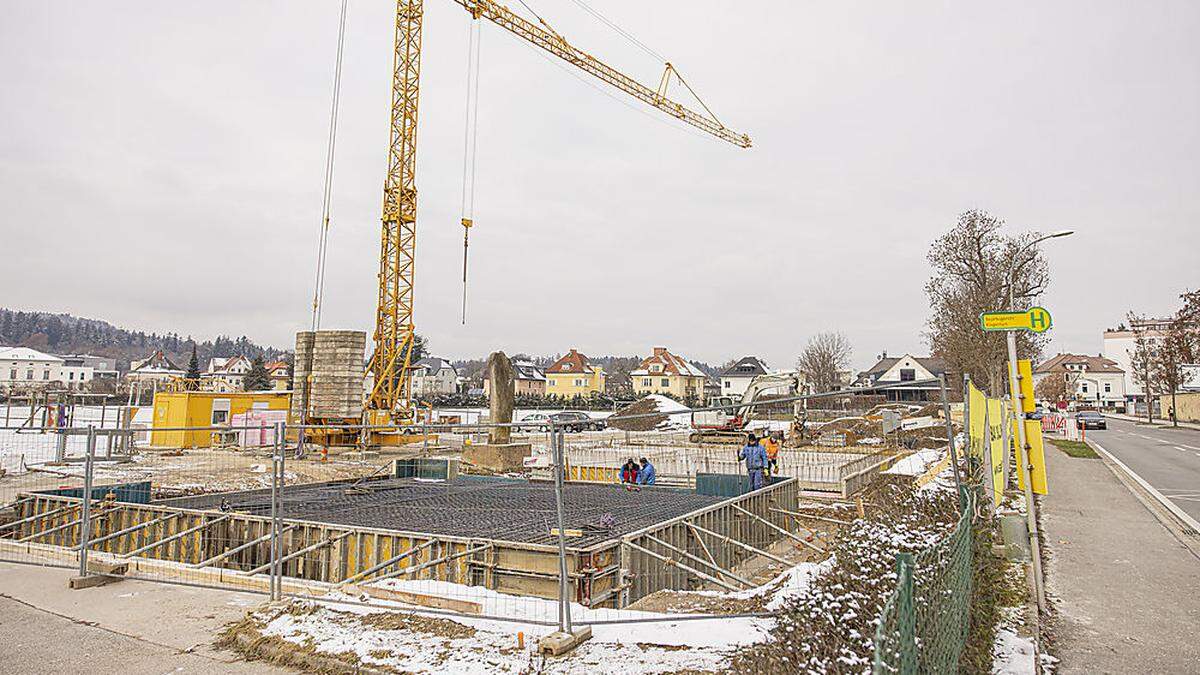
[
  {"left": 2, "top": 377, "right": 980, "bottom": 652},
  {"left": 0, "top": 417, "right": 819, "bottom": 632},
  {"left": 556, "top": 443, "right": 896, "bottom": 496},
  {"left": 871, "top": 487, "right": 976, "bottom": 674}
]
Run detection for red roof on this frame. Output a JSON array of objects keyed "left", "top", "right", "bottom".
[{"left": 548, "top": 349, "right": 591, "bottom": 375}]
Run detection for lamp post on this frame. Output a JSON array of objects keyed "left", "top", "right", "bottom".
[{"left": 1005, "top": 229, "right": 1073, "bottom": 616}]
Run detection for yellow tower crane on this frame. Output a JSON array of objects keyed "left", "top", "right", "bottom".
[{"left": 367, "top": 0, "right": 750, "bottom": 424}]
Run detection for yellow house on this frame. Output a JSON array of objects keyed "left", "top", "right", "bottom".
[
  {"left": 150, "top": 390, "right": 291, "bottom": 448},
  {"left": 545, "top": 349, "right": 605, "bottom": 398},
  {"left": 632, "top": 346, "right": 708, "bottom": 402}
]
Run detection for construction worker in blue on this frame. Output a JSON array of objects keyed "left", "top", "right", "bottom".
[
  {"left": 637, "top": 457, "right": 657, "bottom": 485},
  {"left": 738, "top": 433, "right": 768, "bottom": 491}
]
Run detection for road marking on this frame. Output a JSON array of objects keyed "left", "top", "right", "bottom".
[
  {"left": 1136, "top": 434, "right": 1157, "bottom": 441},
  {"left": 1176, "top": 446, "right": 1190, "bottom": 453},
  {"left": 1179, "top": 444, "right": 1200, "bottom": 451},
  {"left": 1089, "top": 440, "right": 1200, "bottom": 535}
]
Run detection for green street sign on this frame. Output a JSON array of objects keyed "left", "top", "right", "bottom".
[{"left": 979, "top": 306, "right": 1053, "bottom": 333}]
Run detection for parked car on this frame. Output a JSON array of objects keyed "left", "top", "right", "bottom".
[
  {"left": 513, "top": 412, "right": 551, "bottom": 433},
  {"left": 549, "top": 411, "right": 603, "bottom": 432},
  {"left": 1074, "top": 410, "right": 1107, "bottom": 430}
]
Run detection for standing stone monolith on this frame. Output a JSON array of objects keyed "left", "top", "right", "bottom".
[{"left": 487, "top": 351, "right": 515, "bottom": 445}]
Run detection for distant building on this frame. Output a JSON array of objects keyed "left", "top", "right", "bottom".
[
  {"left": 57, "top": 355, "right": 95, "bottom": 387},
  {"left": 631, "top": 346, "right": 707, "bottom": 402},
  {"left": 410, "top": 357, "right": 458, "bottom": 396},
  {"left": 545, "top": 349, "right": 605, "bottom": 398},
  {"left": 483, "top": 359, "right": 546, "bottom": 397},
  {"left": 1033, "top": 353, "right": 1125, "bottom": 409},
  {"left": 202, "top": 355, "right": 252, "bottom": 393},
  {"left": 126, "top": 350, "right": 185, "bottom": 386},
  {"left": 719, "top": 356, "right": 768, "bottom": 398},
  {"left": 0, "top": 346, "right": 63, "bottom": 387},
  {"left": 265, "top": 360, "right": 291, "bottom": 391},
  {"left": 1104, "top": 317, "right": 1200, "bottom": 406},
  {"left": 856, "top": 353, "right": 947, "bottom": 402}
]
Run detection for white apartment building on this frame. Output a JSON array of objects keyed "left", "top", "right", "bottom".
[
  {"left": 0, "top": 346, "right": 63, "bottom": 386},
  {"left": 58, "top": 355, "right": 95, "bottom": 386}
]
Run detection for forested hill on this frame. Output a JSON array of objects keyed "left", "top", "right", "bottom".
[{"left": 0, "top": 309, "right": 288, "bottom": 372}]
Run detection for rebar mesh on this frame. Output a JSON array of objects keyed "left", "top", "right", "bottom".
[{"left": 162, "top": 476, "right": 725, "bottom": 547}]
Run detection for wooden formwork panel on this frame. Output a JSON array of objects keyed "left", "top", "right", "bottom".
[{"left": 5, "top": 492, "right": 595, "bottom": 605}]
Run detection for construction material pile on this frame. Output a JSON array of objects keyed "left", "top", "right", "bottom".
[
  {"left": 607, "top": 394, "right": 692, "bottom": 432},
  {"left": 800, "top": 403, "right": 956, "bottom": 449}
]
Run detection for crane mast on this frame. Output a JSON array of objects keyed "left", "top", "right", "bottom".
[{"left": 367, "top": 0, "right": 750, "bottom": 420}]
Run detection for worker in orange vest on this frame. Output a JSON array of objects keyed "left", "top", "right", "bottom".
[{"left": 762, "top": 431, "right": 781, "bottom": 476}]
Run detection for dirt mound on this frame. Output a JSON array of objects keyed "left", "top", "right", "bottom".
[{"left": 608, "top": 395, "right": 691, "bottom": 432}]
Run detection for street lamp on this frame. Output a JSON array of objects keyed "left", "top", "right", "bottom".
[
  {"left": 1004, "top": 226, "right": 1072, "bottom": 617},
  {"left": 1008, "top": 230, "right": 1075, "bottom": 309}
]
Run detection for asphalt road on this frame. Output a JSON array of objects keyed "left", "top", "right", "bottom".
[{"left": 1088, "top": 418, "right": 1200, "bottom": 521}]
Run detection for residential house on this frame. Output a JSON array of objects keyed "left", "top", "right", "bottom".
[
  {"left": 545, "top": 349, "right": 606, "bottom": 398},
  {"left": 631, "top": 346, "right": 708, "bottom": 402},
  {"left": 411, "top": 357, "right": 458, "bottom": 396},
  {"left": 484, "top": 359, "right": 546, "bottom": 397},
  {"left": 0, "top": 346, "right": 63, "bottom": 387},
  {"left": 719, "top": 356, "right": 767, "bottom": 398},
  {"left": 856, "top": 353, "right": 947, "bottom": 401},
  {"left": 126, "top": 350, "right": 185, "bottom": 386},
  {"left": 201, "top": 355, "right": 252, "bottom": 393},
  {"left": 266, "top": 360, "right": 291, "bottom": 391},
  {"left": 1033, "top": 353, "right": 1126, "bottom": 409}
]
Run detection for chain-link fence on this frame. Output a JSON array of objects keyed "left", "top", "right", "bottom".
[{"left": 872, "top": 487, "right": 976, "bottom": 674}]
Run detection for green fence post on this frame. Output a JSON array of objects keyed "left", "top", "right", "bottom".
[{"left": 896, "top": 552, "right": 917, "bottom": 675}]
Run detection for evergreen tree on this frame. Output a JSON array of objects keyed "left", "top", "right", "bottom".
[
  {"left": 186, "top": 345, "right": 202, "bottom": 389},
  {"left": 243, "top": 355, "right": 272, "bottom": 391}
]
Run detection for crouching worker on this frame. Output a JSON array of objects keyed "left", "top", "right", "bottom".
[
  {"left": 620, "top": 458, "right": 639, "bottom": 484},
  {"left": 637, "top": 457, "right": 656, "bottom": 486},
  {"left": 739, "top": 433, "right": 768, "bottom": 491}
]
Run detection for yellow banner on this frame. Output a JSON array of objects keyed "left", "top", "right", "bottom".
[
  {"left": 968, "top": 383, "right": 988, "bottom": 463},
  {"left": 988, "top": 397, "right": 1005, "bottom": 507},
  {"left": 1014, "top": 419, "right": 1049, "bottom": 495}
]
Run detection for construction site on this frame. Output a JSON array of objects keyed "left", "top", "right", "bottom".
[{"left": 0, "top": 0, "right": 984, "bottom": 671}]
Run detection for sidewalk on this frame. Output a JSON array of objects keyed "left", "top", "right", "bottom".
[
  {"left": 0, "top": 563, "right": 285, "bottom": 675},
  {"left": 1106, "top": 411, "right": 1200, "bottom": 430},
  {"left": 1040, "top": 442, "right": 1200, "bottom": 673}
]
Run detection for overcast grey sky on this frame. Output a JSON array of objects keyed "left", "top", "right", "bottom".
[{"left": 2, "top": 1, "right": 1197, "bottom": 370}]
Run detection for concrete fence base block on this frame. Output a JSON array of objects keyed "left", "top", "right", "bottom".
[
  {"left": 539, "top": 627, "right": 593, "bottom": 656},
  {"left": 69, "top": 559, "right": 130, "bottom": 589}
]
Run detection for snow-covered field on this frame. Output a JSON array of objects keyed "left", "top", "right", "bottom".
[
  {"left": 243, "top": 558, "right": 832, "bottom": 674},
  {"left": 0, "top": 405, "right": 150, "bottom": 474}
]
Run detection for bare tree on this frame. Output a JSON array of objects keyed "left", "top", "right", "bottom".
[
  {"left": 924, "top": 210, "right": 1051, "bottom": 395},
  {"left": 1127, "top": 312, "right": 1157, "bottom": 423},
  {"left": 797, "top": 332, "right": 852, "bottom": 393},
  {"left": 1034, "top": 371, "right": 1073, "bottom": 404}
]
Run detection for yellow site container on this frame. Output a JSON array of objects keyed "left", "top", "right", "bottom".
[{"left": 150, "top": 391, "right": 291, "bottom": 448}]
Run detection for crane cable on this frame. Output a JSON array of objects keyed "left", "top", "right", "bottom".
[
  {"left": 310, "top": 0, "right": 349, "bottom": 332},
  {"left": 459, "top": 16, "right": 483, "bottom": 325},
  {"left": 566, "top": 0, "right": 725, "bottom": 127}
]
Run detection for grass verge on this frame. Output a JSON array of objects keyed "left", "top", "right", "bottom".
[{"left": 1048, "top": 439, "right": 1099, "bottom": 458}]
